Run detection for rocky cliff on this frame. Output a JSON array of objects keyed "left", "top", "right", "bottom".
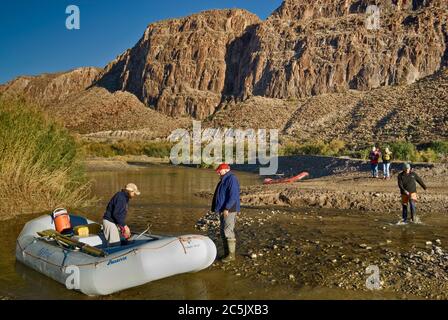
[
  {"left": 0, "top": 67, "right": 186, "bottom": 136},
  {"left": 94, "top": 9, "right": 261, "bottom": 118},
  {"left": 230, "top": 0, "right": 447, "bottom": 100},
  {"left": 210, "top": 67, "right": 448, "bottom": 145},
  {"left": 1, "top": 1, "right": 447, "bottom": 142},
  {"left": 94, "top": 0, "right": 447, "bottom": 118}
]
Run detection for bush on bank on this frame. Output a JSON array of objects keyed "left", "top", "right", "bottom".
[
  {"left": 0, "top": 99, "right": 91, "bottom": 218},
  {"left": 82, "top": 137, "right": 448, "bottom": 164},
  {"left": 81, "top": 140, "right": 174, "bottom": 158}
]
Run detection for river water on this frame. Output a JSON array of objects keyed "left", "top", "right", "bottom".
[
  {"left": 1, "top": 164, "right": 445, "bottom": 299},
  {"left": 1, "top": 164, "right": 274, "bottom": 300}
]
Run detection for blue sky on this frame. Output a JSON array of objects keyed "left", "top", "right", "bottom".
[{"left": 0, "top": 0, "right": 282, "bottom": 84}]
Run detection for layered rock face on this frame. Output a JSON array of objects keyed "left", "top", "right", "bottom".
[
  {"left": 95, "top": 9, "right": 261, "bottom": 118},
  {"left": 0, "top": 67, "right": 100, "bottom": 104},
  {"left": 230, "top": 0, "right": 448, "bottom": 99},
  {"left": 211, "top": 67, "right": 448, "bottom": 146},
  {"left": 1, "top": 0, "right": 447, "bottom": 140},
  {"left": 93, "top": 0, "right": 447, "bottom": 118},
  {"left": 284, "top": 67, "right": 448, "bottom": 144}
]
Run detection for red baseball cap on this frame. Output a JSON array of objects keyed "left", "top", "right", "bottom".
[{"left": 215, "top": 163, "right": 230, "bottom": 172}]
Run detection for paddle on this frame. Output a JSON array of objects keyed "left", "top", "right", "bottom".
[{"left": 38, "top": 229, "right": 107, "bottom": 257}]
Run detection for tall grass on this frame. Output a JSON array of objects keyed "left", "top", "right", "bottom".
[
  {"left": 0, "top": 99, "right": 91, "bottom": 218},
  {"left": 81, "top": 140, "right": 174, "bottom": 158}
]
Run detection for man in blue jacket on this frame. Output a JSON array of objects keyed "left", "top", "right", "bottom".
[
  {"left": 103, "top": 183, "right": 141, "bottom": 246},
  {"left": 211, "top": 163, "right": 241, "bottom": 263}
]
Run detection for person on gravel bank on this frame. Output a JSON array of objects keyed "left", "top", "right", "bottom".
[
  {"left": 398, "top": 163, "right": 427, "bottom": 223},
  {"left": 211, "top": 163, "right": 241, "bottom": 263},
  {"left": 369, "top": 146, "right": 381, "bottom": 178},
  {"left": 382, "top": 147, "right": 392, "bottom": 179}
]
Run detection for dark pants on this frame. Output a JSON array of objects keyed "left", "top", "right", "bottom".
[
  {"left": 402, "top": 200, "right": 417, "bottom": 222},
  {"left": 371, "top": 163, "right": 378, "bottom": 177}
]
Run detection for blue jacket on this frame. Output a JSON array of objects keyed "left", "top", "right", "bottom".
[
  {"left": 103, "top": 191, "right": 129, "bottom": 227},
  {"left": 211, "top": 172, "right": 241, "bottom": 213}
]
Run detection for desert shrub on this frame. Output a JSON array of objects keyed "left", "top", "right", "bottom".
[
  {"left": 327, "top": 139, "right": 346, "bottom": 156},
  {"left": 280, "top": 139, "right": 347, "bottom": 157},
  {"left": 0, "top": 99, "right": 91, "bottom": 217},
  {"left": 82, "top": 140, "right": 173, "bottom": 158},
  {"left": 388, "top": 141, "right": 418, "bottom": 162},
  {"left": 425, "top": 141, "right": 448, "bottom": 157},
  {"left": 299, "top": 140, "right": 329, "bottom": 155},
  {"left": 418, "top": 148, "right": 439, "bottom": 163},
  {"left": 143, "top": 142, "right": 173, "bottom": 158}
]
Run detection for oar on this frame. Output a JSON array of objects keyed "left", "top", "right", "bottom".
[{"left": 38, "top": 230, "right": 107, "bottom": 257}]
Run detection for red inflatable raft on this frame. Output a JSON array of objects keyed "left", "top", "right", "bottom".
[{"left": 263, "top": 172, "right": 309, "bottom": 185}]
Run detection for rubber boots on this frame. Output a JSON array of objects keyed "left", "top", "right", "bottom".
[
  {"left": 222, "top": 238, "right": 236, "bottom": 263},
  {"left": 220, "top": 233, "right": 229, "bottom": 258},
  {"left": 402, "top": 205, "right": 408, "bottom": 223},
  {"left": 410, "top": 200, "right": 417, "bottom": 222}
]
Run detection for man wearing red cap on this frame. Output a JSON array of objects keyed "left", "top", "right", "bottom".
[{"left": 211, "top": 163, "right": 241, "bottom": 263}]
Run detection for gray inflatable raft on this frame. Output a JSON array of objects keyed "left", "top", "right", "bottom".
[{"left": 16, "top": 215, "right": 217, "bottom": 296}]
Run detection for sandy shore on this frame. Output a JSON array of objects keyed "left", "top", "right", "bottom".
[
  {"left": 197, "top": 155, "right": 448, "bottom": 214},
  {"left": 84, "top": 155, "right": 170, "bottom": 171}
]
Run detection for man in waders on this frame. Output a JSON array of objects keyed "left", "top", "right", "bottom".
[
  {"left": 212, "top": 163, "right": 240, "bottom": 263},
  {"left": 103, "top": 183, "right": 141, "bottom": 246},
  {"left": 397, "top": 163, "right": 427, "bottom": 223}
]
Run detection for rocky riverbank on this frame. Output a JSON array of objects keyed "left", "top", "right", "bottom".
[
  {"left": 194, "top": 155, "right": 448, "bottom": 299},
  {"left": 196, "top": 208, "right": 448, "bottom": 299},
  {"left": 197, "top": 155, "right": 448, "bottom": 214}
]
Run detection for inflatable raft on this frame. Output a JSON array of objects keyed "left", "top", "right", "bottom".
[
  {"left": 263, "top": 171, "right": 309, "bottom": 185},
  {"left": 16, "top": 215, "right": 217, "bottom": 296}
]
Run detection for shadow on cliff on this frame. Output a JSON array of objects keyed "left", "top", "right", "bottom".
[{"left": 219, "top": 24, "right": 259, "bottom": 111}]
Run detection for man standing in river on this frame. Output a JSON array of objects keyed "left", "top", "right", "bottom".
[
  {"left": 398, "top": 163, "right": 427, "bottom": 223},
  {"left": 212, "top": 163, "right": 241, "bottom": 263},
  {"left": 103, "top": 183, "right": 141, "bottom": 246}
]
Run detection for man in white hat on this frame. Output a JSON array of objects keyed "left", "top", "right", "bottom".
[{"left": 102, "top": 183, "right": 141, "bottom": 246}]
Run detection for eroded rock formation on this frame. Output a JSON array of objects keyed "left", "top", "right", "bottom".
[
  {"left": 94, "top": 9, "right": 261, "bottom": 118},
  {"left": 94, "top": 0, "right": 447, "bottom": 118}
]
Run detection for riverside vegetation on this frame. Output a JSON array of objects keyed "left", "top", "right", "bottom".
[
  {"left": 82, "top": 138, "right": 448, "bottom": 164},
  {"left": 0, "top": 99, "right": 91, "bottom": 219},
  {"left": 280, "top": 139, "right": 448, "bottom": 163}
]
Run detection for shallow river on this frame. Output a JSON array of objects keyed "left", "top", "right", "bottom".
[{"left": 0, "top": 164, "right": 446, "bottom": 299}]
